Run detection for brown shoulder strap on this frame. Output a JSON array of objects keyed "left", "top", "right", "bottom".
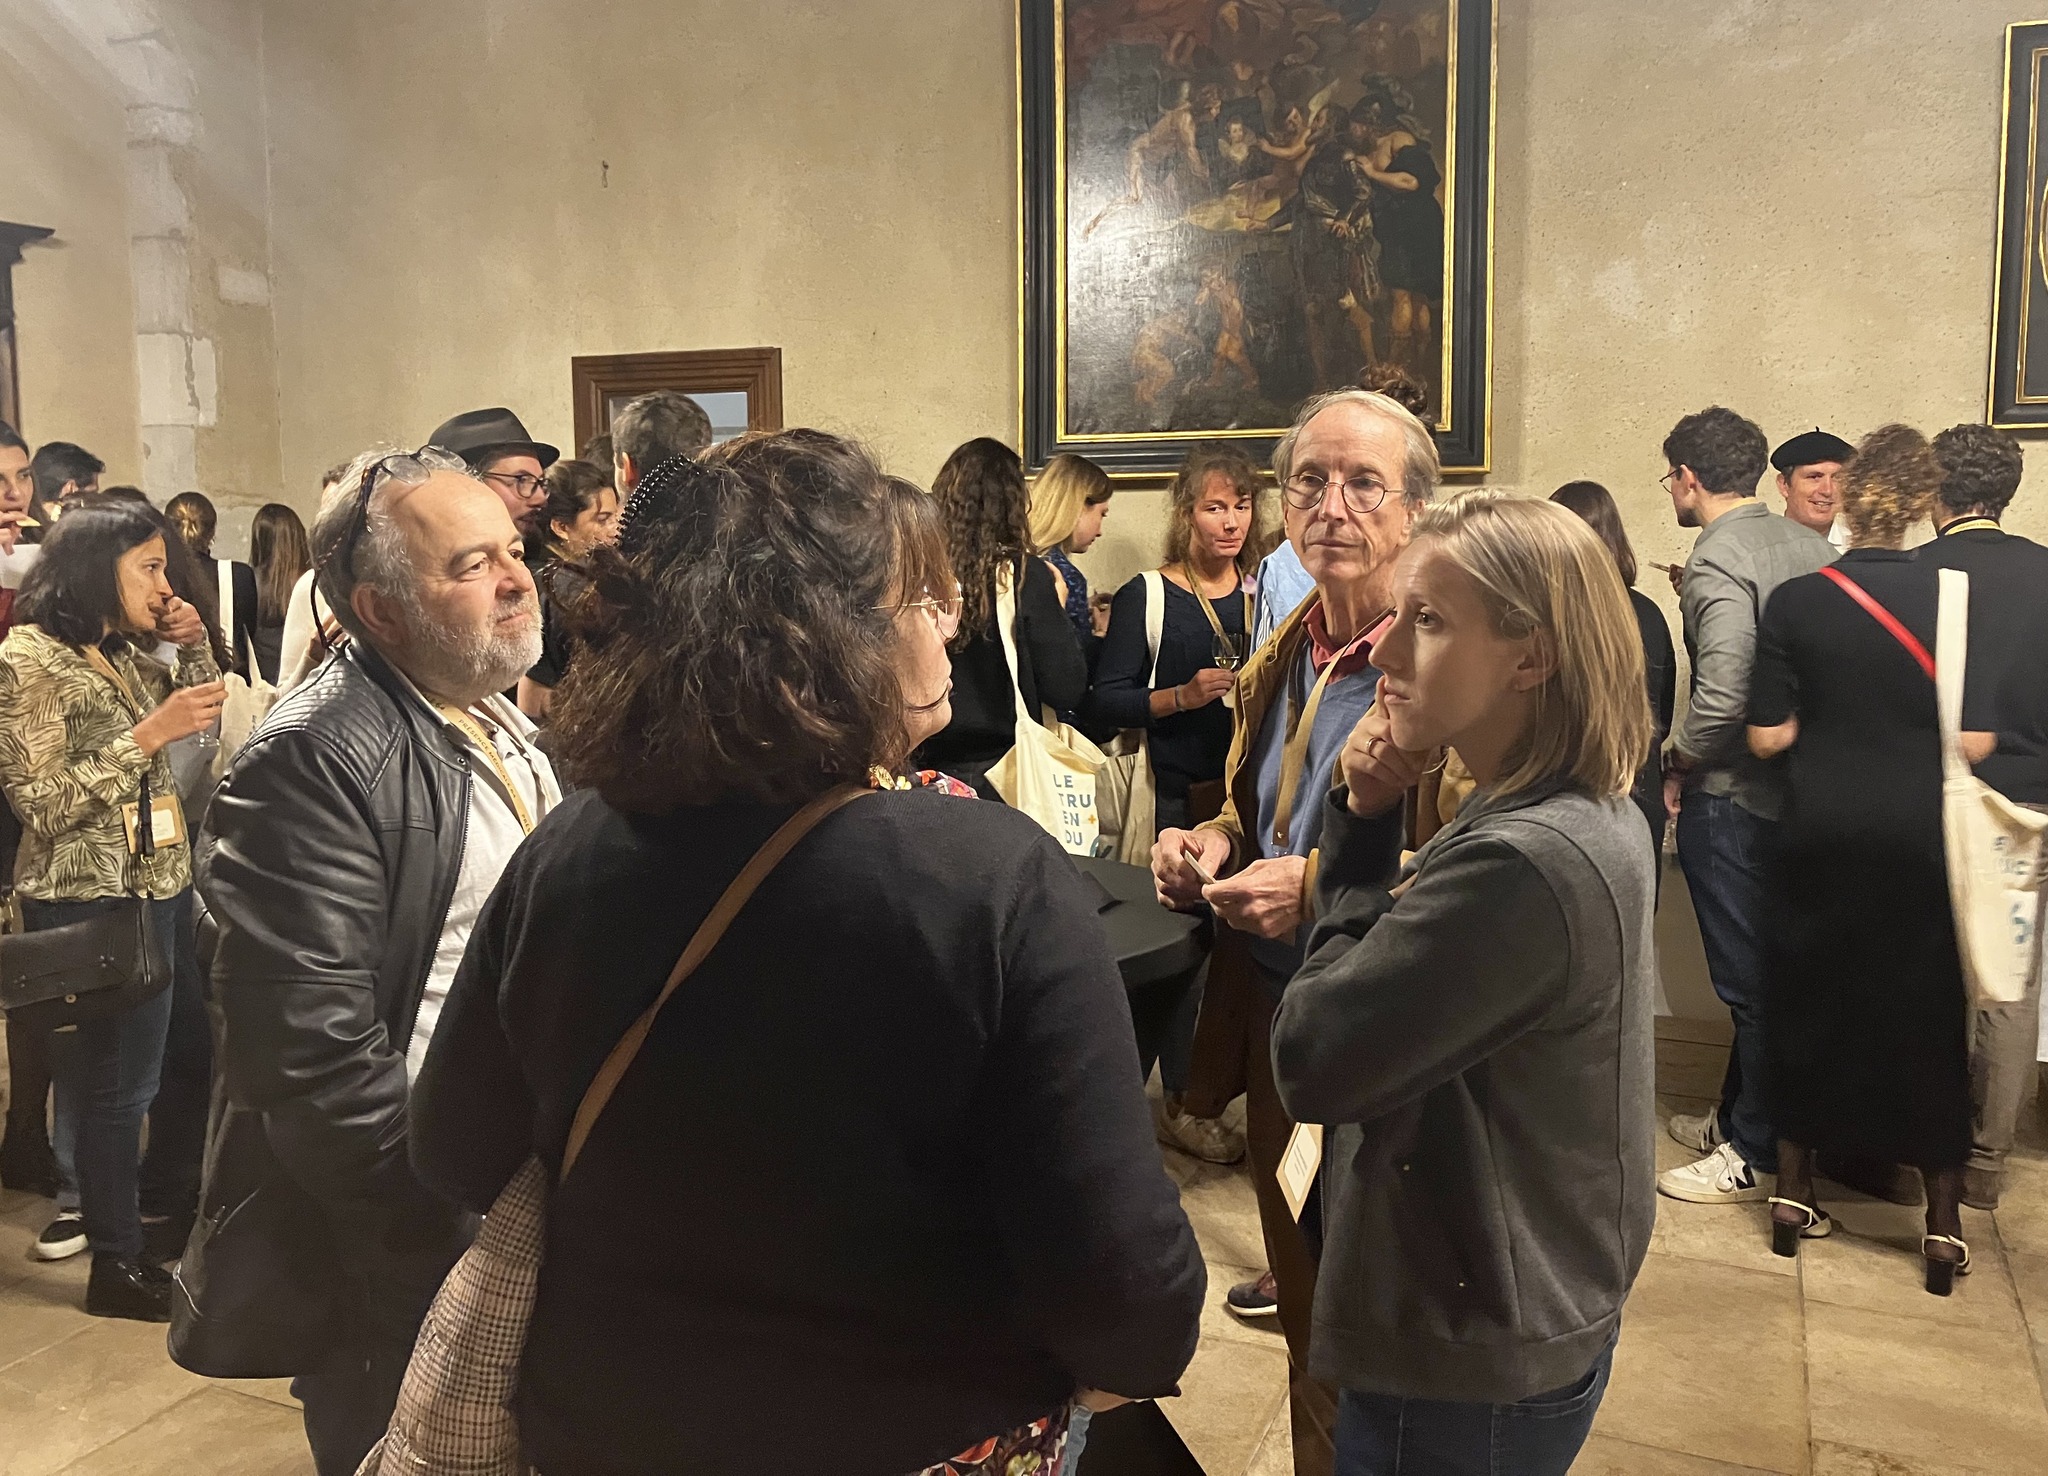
[{"left": 559, "top": 783, "right": 869, "bottom": 1182}]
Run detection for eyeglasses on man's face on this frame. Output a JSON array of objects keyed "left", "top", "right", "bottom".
[
  {"left": 481, "top": 469, "right": 547, "bottom": 501},
  {"left": 1282, "top": 470, "right": 1402, "bottom": 516}
]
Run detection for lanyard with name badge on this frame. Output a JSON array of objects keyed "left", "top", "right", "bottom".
[
  {"left": 84, "top": 645, "right": 188, "bottom": 852},
  {"left": 438, "top": 704, "right": 537, "bottom": 837},
  {"left": 1271, "top": 617, "right": 1379, "bottom": 851}
]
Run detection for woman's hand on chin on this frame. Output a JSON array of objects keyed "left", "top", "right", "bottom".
[{"left": 1341, "top": 695, "right": 1429, "bottom": 817}]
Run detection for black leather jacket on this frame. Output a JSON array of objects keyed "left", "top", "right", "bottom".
[{"left": 192, "top": 641, "right": 475, "bottom": 1356}]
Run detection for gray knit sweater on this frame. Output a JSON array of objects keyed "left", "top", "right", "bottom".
[{"left": 1271, "top": 781, "right": 1656, "bottom": 1403}]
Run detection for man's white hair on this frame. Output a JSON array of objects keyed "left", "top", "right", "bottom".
[{"left": 1270, "top": 389, "right": 1439, "bottom": 506}]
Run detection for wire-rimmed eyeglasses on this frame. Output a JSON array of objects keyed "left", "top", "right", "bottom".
[
  {"left": 1282, "top": 470, "right": 1404, "bottom": 516},
  {"left": 879, "top": 593, "right": 964, "bottom": 640}
]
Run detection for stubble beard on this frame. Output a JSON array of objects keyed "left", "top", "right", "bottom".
[{"left": 397, "top": 589, "right": 543, "bottom": 707}]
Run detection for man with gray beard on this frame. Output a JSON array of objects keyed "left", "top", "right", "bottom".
[{"left": 175, "top": 446, "right": 560, "bottom": 1476}]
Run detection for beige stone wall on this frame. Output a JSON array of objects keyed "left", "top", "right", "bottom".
[
  {"left": 261, "top": 0, "right": 1020, "bottom": 517},
  {"left": 0, "top": 12, "right": 143, "bottom": 478}
]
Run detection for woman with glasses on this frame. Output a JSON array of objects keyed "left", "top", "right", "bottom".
[
  {"left": 1150, "top": 387, "right": 1434, "bottom": 1471},
  {"left": 0, "top": 500, "right": 226, "bottom": 1322},
  {"left": 1091, "top": 444, "right": 1264, "bottom": 1165},
  {"left": 914, "top": 438, "right": 1088, "bottom": 799},
  {"left": 407, "top": 430, "right": 1203, "bottom": 1476}
]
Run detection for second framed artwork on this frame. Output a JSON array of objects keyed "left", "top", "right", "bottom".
[
  {"left": 1020, "top": 0, "right": 1495, "bottom": 478},
  {"left": 570, "top": 347, "right": 784, "bottom": 457}
]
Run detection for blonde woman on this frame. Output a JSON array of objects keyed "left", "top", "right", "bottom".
[
  {"left": 1027, "top": 453, "right": 1115, "bottom": 643},
  {"left": 1272, "top": 492, "right": 1655, "bottom": 1475}
]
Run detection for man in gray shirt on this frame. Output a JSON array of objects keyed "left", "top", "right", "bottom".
[{"left": 1654, "top": 407, "right": 1834, "bottom": 1206}]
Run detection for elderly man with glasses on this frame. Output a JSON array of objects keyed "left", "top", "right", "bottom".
[
  {"left": 1151, "top": 387, "right": 1437, "bottom": 1476},
  {"left": 177, "top": 446, "right": 561, "bottom": 1476}
]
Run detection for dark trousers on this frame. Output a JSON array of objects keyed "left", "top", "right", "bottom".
[
  {"left": 1248, "top": 969, "right": 1338, "bottom": 1476},
  {"left": 1332, "top": 1340, "right": 1616, "bottom": 1476},
  {"left": 1675, "top": 792, "right": 1779, "bottom": 1172},
  {"left": 140, "top": 896, "right": 210, "bottom": 1223},
  {"left": 294, "top": 1339, "right": 413, "bottom": 1476},
  {"left": 29, "top": 893, "right": 201, "bottom": 1260},
  {"left": 3, "top": 1013, "right": 54, "bottom": 1152}
]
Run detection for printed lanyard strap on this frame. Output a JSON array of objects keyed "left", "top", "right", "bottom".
[
  {"left": 439, "top": 704, "right": 537, "bottom": 836},
  {"left": 1272, "top": 623, "right": 1375, "bottom": 851}
]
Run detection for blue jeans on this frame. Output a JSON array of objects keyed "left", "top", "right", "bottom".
[
  {"left": 31, "top": 892, "right": 201, "bottom": 1260},
  {"left": 1056, "top": 1406, "right": 1091, "bottom": 1476},
  {"left": 1675, "top": 792, "right": 1778, "bottom": 1172},
  {"left": 1333, "top": 1341, "right": 1615, "bottom": 1476}
]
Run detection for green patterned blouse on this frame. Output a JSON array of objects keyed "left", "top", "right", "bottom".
[{"left": 0, "top": 625, "right": 221, "bottom": 902}]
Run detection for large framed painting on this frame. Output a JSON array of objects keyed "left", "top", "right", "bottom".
[
  {"left": 1020, "top": 0, "right": 1495, "bottom": 478},
  {"left": 1991, "top": 22, "right": 2048, "bottom": 428}
]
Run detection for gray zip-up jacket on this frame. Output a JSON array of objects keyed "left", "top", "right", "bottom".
[
  {"left": 1673, "top": 501, "right": 1835, "bottom": 820},
  {"left": 1271, "top": 782, "right": 1656, "bottom": 1403}
]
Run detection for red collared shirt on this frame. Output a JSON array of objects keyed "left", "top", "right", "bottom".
[{"left": 1305, "top": 600, "right": 1393, "bottom": 681}]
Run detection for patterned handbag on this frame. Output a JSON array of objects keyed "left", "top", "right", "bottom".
[{"left": 357, "top": 785, "right": 869, "bottom": 1476}]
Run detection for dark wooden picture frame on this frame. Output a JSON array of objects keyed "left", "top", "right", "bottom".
[
  {"left": 570, "top": 347, "right": 784, "bottom": 455},
  {"left": 1019, "top": 0, "right": 1495, "bottom": 479},
  {"left": 1990, "top": 23, "right": 2048, "bottom": 428},
  {"left": 0, "top": 221, "right": 54, "bottom": 436}
]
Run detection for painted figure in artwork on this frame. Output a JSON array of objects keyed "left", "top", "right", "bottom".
[{"left": 1063, "top": 0, "right": 1454, "bottom": 433}]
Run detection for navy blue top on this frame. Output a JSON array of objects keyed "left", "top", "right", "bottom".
[{"left": 1088, "top": 574, "right": 1248, "bottom": 800}]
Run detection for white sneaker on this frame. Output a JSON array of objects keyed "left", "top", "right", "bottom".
[
  {"left": 1154, "top": 1097, "right": 1246, "bottom": 1166},
  {"left": 33, "top": 1211, "right": 86, "bottom": 1261},
  {"left": 1658, "top": 1141, "right": 1771, "bottom": 1204},
  {"left": 1667, "top": 1108, "right": 1725, "bottom": 1155}
]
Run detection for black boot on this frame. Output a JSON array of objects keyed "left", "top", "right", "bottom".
[{"left": 85, "top": 1255, "right": 173, "bottom": 1323}]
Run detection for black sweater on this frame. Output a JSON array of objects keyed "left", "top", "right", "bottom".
[
  {"left": 916, "top": 557, "right": 1088, "bottom": 795},
  {"left": 410, "top": 787, "right": 1204, "bottom": 1476},
  {"left": 1916, "top": 524, "right": 2048, "bottom": 803},
  {"left": 1087, "top": 573, "right": 1246, "bottom": 799}
]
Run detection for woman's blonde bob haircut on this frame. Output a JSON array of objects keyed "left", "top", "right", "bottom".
[
  {"left": 1026, "top": 453, "right": 1113, "bottom": 555},
  {"left": 1413, "top": 491, "right": 1651, "bottom": 801}
]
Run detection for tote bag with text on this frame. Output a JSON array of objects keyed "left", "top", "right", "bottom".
[{"left": 987, "top": 561, "right": 1106, "bottom": 856}]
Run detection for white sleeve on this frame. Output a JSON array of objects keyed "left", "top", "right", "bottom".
[{"left": 276, "top": 569, "right": 327, "bottom": 693}]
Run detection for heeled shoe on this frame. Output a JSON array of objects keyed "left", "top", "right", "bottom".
[
  {"left": 1767, "top": 1196, "right": 1832, "bottom": 1258},
  {"left": 1923, "top": 1234, "right": 1972, "bottom": 1297}
]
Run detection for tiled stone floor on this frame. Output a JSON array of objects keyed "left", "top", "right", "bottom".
[{"left": 6, "top": 1019, "right": 2048, "bottom": 1473}]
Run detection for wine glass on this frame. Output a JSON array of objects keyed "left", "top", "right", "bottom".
[{"left": 1213, "top": 630, "right": 1247, "bottom": 708}]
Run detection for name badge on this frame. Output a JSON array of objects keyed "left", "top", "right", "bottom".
[
  {"left": 121, "top": 793, "right": 187, "bottom": 854},
  {"left": 1278, "top": 1121, "right": 1324, "bottom": 1222}
]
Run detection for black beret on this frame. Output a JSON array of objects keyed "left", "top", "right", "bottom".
[{"left": 1771, "top": 429, "right": 1855, "bottom": 473}]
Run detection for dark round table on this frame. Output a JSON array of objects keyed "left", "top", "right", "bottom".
[{"left": 1069, "top": 855, "right": 1209, "bottom": 991}]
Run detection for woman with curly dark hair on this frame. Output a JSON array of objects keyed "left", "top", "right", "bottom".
[
  {"left": 1746, "top": 424, "right": 1995, "bottom": 1292},
  {"left": 408, "top": 429, "right": 1202, "bottom": 1476},
  {"left": 517, "top": 458, "right": 619, "bottom": 719},
  {"left": 915, "top": 437, "right": 1088, "bottom": 798}
]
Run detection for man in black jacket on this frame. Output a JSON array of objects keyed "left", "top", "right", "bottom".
[
  {"left": 184, "top": 444, "right": 560, "bottom": 1475},
  {"left": 1921, "top": 423, "right": 2048, "bottom": 1211}
]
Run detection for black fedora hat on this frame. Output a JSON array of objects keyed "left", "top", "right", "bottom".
[{"left": 427, "top": 407, "right": 560, "bottom": 470}]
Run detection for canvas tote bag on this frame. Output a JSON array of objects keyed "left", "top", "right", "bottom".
[
  {"left": 987, "top": 560, "right": 1107, "bottom": 855},
  {"left": 356, "top": 786, "right": 869, "bottom": 1476},
  {"left": 1932, "top": 568, "right": 2047, "bottom": 1004},
  {"left": 1095, "top": 570, "right": 1166, "bottom": 866},
  {"left": 1823, "top": 565, "right": 2048, "bottom": 1006}
]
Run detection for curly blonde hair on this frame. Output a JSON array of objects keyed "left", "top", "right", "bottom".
[{"left": 1840, "top": 424, "right": 1937, "bottom": 549}]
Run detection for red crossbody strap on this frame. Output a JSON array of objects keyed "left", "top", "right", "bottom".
[{"left": 1819, "top": 566, "right": 1935, "bottom": 681}]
